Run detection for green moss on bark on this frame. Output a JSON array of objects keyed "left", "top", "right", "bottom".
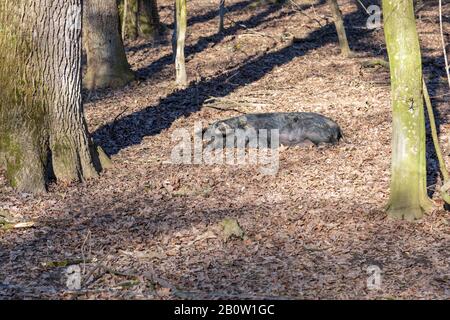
[
  {"left": 0, "top": 0, "right": 111, "bottom": 193},
  {"left": 0, "top": 135, "right": 23, "bottom": 188},
  {"left": 119, "top": 0, "right": 162, "bottom": 40},
  {"left": 383, "top": 0, "right": 432, "bottom": 220}
]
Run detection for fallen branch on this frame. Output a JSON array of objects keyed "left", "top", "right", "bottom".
[
  {"left": 204, "top": 104, "right": 247, "bottom": 114},
  {"left": 204, "top": 96, "right": 248, "bottom": 114},
  {"left": 361, "top": 58, "right": 389, "bottom": 69},
  {"left": 0, "top": 211, "right": 35, "bottom": 230},
  {"left": 41, "top": 259, "right": 89, "bottom": 268},
  {"left": 239, "top": 30, "right": 278, "bottom": 42}
]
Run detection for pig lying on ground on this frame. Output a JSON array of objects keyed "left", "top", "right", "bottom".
[{"left": 202, "top": 112, "right": 342, "bottom": 147}]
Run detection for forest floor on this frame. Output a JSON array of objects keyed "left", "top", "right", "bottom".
[{"left": 1, "top": 0, "right": 449, "bottom": 299}]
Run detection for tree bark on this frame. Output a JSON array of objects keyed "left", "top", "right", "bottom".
[
  {"left": 173, "top": 0, "right": 187, "bottom": 87},
  {"left": 140, "top": 0, "right": 163, "bottom": 39},
  {"left": 122, "top": 0, "right": 128, "bottom": 39},
  {"left": 84, "top": 0, "right": 135, "bottom": 90},
  {"left": 121, "top": 0, "right": 162, "bottom": 40},
  {"left": 383, "top": 0, "right": 432, "bottom": 220},
  {"left": 219, "top": 0, "right": 225, "bottom": 33},
  {"left": 327, "top": 0, "right": 352, "bottom": 57},
  {"left": 0, "top": 0, "right": 110, "bottom": 193}
]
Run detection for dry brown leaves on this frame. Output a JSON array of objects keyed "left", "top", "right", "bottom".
[{"left": 0, "top": 0, "right": 449, "bottom": 299}]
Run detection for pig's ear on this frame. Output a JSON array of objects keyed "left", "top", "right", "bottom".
[
  {"left": 217, "top": 122, "right": 230, "bottom": 132},
  {"left": 238, "top": 117, "right": 247, "bottom": 127}
]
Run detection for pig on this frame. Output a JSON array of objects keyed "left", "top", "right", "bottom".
[{"left": 203, "top": 112, "right": 342, "bottom": 147}]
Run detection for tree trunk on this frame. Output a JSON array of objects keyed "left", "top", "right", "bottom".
[
  {"left": 84, "top": 0, "right": 135, "bottom": 90},
  {"left": 383, "top": 0, "right": 432, "bottom": 220},
  {"left": 327, "top": 0, "right": 352, "bottom": 57},
  {"left": 140, "top": 0, "right": 163, "bottom": 39},
  {"left": 219, "top": 0, "right": 225, "bottom": 33},
  {"left": 173, "top": 0, "right": 187, "bottom": 87},
  {"left": 0, "top": 0, "right": 110, "bottom": 193},
  {"left": 122, "top": 0, "right": 139, "bottom": 39},
  {"left": 121, "top": 0, "right": 161, "bottom": 40},
  {"left": 122, "top": 0, "right": 128, "bottom": 39}
]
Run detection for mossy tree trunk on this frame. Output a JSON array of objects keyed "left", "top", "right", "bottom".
[
  {"left": 327, "top": 0, "right": 352, "bottom": 57},
  {"left": 123, "top": 0, "right": 139, "bottom": 39},
  {"left": 383, "top": 0, "right": 432, "bottom": 220},
  {"left": 84, "top": 0, "right": 135, "bottom": 90},
  {"left": 0, "top": 0, "right": 110, "bottom": 193},
  {"left": 173, "top": 0, "right": 187, "bottom": 87},
  {"left": 140, "top": 0, "right": 163, "bottom": 39},
  {"left": 121, "top": 0, "right": 162, "bottom": 40}
]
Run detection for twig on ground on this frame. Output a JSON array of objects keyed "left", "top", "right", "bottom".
[
  {"left": 81, "top": 255, "right": 110, "bottom": 288},
  {"left": 80, "top": 230, "right": 91, "bottom": 275},
  {"left": 289, "top": 0, "right": 325, "bottom": 28},
  {"left": 239, "top": 30, "right": 278, "bottom": 41},
  {"left": 204, "top": 104, "right": 246, "bottom": 113},
  {"left": 204, "top": 96, "right": 274, "bottom": 114}
]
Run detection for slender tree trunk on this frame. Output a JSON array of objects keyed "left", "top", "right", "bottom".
[
  {"left": 0, "top": 0, "right": 110, "bottom": 193},
  {"left": 173, "top": 0, "right": 187, "bottom": 87},
  {"left": 219, "top": 0, "right": 225, "bottom": 33},
  {"left": 383, "top": 0, "right": 432, "bottom": 220},
  {"left": 122, "top": 0, "right": 128, "bottom": 39},
  {"left": 327, "top": 0, "right": 352, "bottom": 57},
  {"left": 135, "top": 0, "right": 141, "bottom": 37},
  {"left": 84, "top": 0, "right": 135, "bottom": 90}
]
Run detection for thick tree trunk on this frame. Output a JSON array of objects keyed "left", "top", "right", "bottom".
[
  {"left": 121, "top": 0, "right": 161, "bottom": 40},
  {"left": 173, "top": 0, "right": 187, "bottom": 87},
  {"left": 84, "top": 0, "right": 135, "bottom": 90},
  {"left": 383, "top": 0, "right": 432, "bottom": 220},
  {"left": 327, "top": 0, "right": 352, "bottom": 57},
  {"left": 122, "top": 0, "right": 139, "bottom": 39},
  {"left": 0, "top": 0, "right": 110, "bottom": 193},
  {"left": 140, "top": 0, "right": 163, "bottom": 39}
]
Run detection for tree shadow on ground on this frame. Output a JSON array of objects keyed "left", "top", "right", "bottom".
[
  {"left": 0, "top": 191, "right": 447, "bottom": 299},
  {"left": 93, "top": 5, "right": 379, "bottom": 155},
  {"left": 125, "top": 0, "right": 256, "bottom": 53},
  {"left": 134, "top": 2, "right": 293, "bottom": 79},
  {"left": 83, "top": 2, "right": 299, "bottom": 103}
]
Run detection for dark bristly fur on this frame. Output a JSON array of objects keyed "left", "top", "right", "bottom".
[{"left": 204, "top": 112, "right": 343, "bottom": 147}]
